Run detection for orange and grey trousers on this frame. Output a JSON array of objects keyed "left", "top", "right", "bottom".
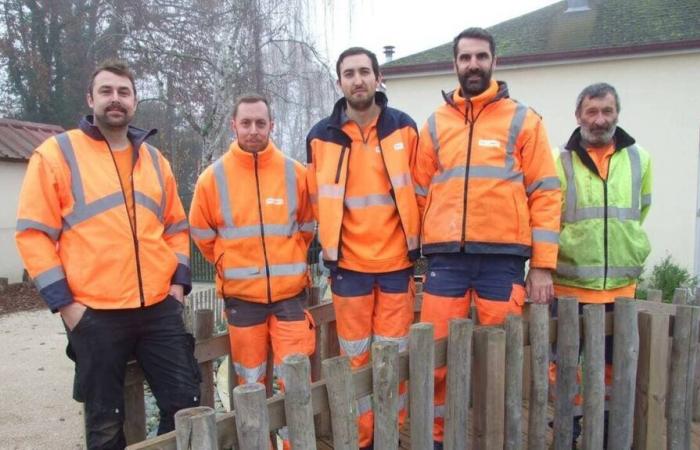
[
  {"left": 225, "top": 292, "right": 315, "bottom": 447},
  {"left": 419, "top": 253, "right": 527, "bottom": 443},
  {"left": 330, "top": 266, "right": 415, "bottom": 448}
]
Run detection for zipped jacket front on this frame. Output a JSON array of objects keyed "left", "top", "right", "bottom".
[
  {"left": 16, "top": 116, "right": 191, "bottom": 311},
  {"left": 189, "top": 141, "right": 314, "bottom": 303}
]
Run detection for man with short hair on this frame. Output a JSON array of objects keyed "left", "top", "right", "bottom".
[
  {"left": 552, "top": 82, "right": 652, "bottom": 444},
  {"left": 413, "top": 28, "right": 561, "bottom": 448},
  {"left": 189, "top": 93, "right": 315, "bottom": 449},
  {"left": 306, "top": 47, "right": 421, "bottom": 449},
  {"left": 16, "top": 59, "right": 200, "bottom": 449}
]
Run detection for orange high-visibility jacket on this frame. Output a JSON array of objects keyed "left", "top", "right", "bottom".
[
  {"left": 189, "top": 141, "right": 314, "bottom": 303},
  {"left": 15, "top": 117, "right": 191, "bottom": 312},
  {"left": 306, "top": 92, "right": 421, "bottom": 270},
  {"left": 413, "top": 81, "right": 561, "bottom": 269}
]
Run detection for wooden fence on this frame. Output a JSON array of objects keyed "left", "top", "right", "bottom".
[{"left": 123, "top": 288, "right": 700, "bottom": 449}]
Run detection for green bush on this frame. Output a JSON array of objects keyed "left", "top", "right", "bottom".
[{"left": 647, "top": 255, "right": 698, "bottom": 302}]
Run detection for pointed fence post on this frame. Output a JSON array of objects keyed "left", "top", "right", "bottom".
[
  {"left": 282, "top": 354, "right": 316, "bottom": 449},
  {"left": 472, "top": 326, "right": 506, "bottom": 450},
  {"left": 444, "top": 319, "right": 473, "bottom": 450},
  {"left": 553, "top": 297, "right": 579, "bottom": 450},
  {"left": 409, "top": 323, "right": 435, "bottom": 450},
  {"left": 607, "top": 298, "right": 639, "bottom": 450},
  {"left": 175, "top": 406, "right": 218, "bottom": 450},
  {"left": 195, "top": 309, "right": 215, "bottom": 408},
  {"left": 527, "top": 304, "right": 549, "bottom": 450},
  {"left": 322, "top": 356, "right": 358, "bottom": 450},
  {"left": 372, "top": 340, "right": 400, "bottom": 450},
  {"left": 582, "top": 304, "right": 605, "bottom": 450},
  {"left": 505, "top": 314, "right": 523, "bottom": 450},
  {"left": 233, "top": 383, "right": 270, "bottom": 449}
]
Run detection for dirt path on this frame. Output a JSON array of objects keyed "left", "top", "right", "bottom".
[{"left": 0, "top": 310, "right": 84, "bottom": 449}]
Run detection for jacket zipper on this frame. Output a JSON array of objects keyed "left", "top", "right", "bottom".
[
  {"left": 602, "top": 162, "right": 611, "bottom": 289},
  {"left": 460, "top": 104, "right": 474, "bottom": 247},
  {"left": 254, "top": 153, "right": 273, "bottom": 303},
  {"left": 334, "top": 146, "right": 347, "bottom": 183},
  {"left": 107, "top": 142, "right": 146, "bottom": 306}
]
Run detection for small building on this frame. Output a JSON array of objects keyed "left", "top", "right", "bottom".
[
  {"left": 0, "top": 118, "right": 64, "bottom": 282},
  {"left": 382, "top": 0, "right": 700, "bottom": 276}
]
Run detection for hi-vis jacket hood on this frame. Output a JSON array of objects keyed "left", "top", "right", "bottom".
[
  {"left": 306, "top": 92, "right": 421, "bottom": 270},
  {"left": 189, "top": 141, "right": 315, "bottom": 303},
  {"left": 413, "top": 80, "right": 562, "bottom": 269},
  {"left": 16, "top": 116, "right": 191, "bottom": 311}
]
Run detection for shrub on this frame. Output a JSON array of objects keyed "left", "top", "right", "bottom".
[{"left": 647, "top": 255, "right": 698, "bottom": 302}]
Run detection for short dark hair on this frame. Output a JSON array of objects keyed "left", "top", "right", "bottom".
[
  {"left": 335, "top": 47, "right": 380, "bottom": 81},
  {"left": 575, "top": 83, "right": 621, "bottom": 115},
  {"left": 233, "top": 93, "right": 272, "bottom": 120},
  {"left": 452, "top": 27, "right": 496, "bottom": 59},
  {"left": 88, "top": 59, "right": 137, "bottom": 97}
]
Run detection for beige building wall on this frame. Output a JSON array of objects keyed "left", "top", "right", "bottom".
[
  {"left": 385, "top": 51, "right": 700, "bottom": 275},
  {"left": 0, "top": 161, "right": 28, "bottom": 282}
]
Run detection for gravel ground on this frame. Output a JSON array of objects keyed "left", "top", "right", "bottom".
[{"left": 0, "top": 309, "right": 84, "bottom": 449}]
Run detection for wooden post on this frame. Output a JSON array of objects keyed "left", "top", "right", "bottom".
[
  {"left": 322, "top": 356, "right": 358, "bottom": 450},
  {"left": 672, "top": 287, "right": 690, "bottom": 305},
  {"left": 645, "top": 288, "right": 662, "bottom": 303},
  {"left": 527, "top": 304, "right": 549, "bottom": 450},
  {"left": 634, "top": 311, "right": 668, "bottom": 450},
  {"left": 123, "top": 364, "right": 146, "bottom": 445},
  {"left": 282, "top": 354, "right": 316, "bottom": 449},
  {"left": 553, "top": 297, "right": 579, "bottom": 450},
  {"left": 581, "top": 304, "right": 605, "bottom": 450},
  {"left": 667, "top": 304, "right": 700, "bottom": 450},
  {"left": 504, "top": 315, "right": 523, "bottom": 450},
  {"left": 409, "top": 323, "right": 434, "bottom": 450},
  {"left": 607, "top": 298, "right": 639, "bottom": 450},
  {"left": 372, "top": 340, "right": 400, "bottom": 450},
  {"left": 233, "top": 383, "right": 270, "bottom": 449},
  {"left": 174, "top": 406, "right": 218, "bottom": 450},
  {"left": 444, "top": 319, "right": 473, "bottom": 450},
  {"left": 195, "top": 309, "right": 215, "bottom": 408},
  {"left": 472, "top": 326, "right": 505, "bottom": 450}
]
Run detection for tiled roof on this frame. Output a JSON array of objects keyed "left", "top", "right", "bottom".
[
  {"left": 383, "top": 0, "right": 700, "bottom": 74},
  {"left": 0, "top": 118, "right": 64, "bottom": 161}
]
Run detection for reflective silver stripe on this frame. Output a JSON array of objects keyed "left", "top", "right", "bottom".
[
  {"left": 357, "top": 395, "right": 372, "bottom": 415},
  {"left": 526, "top": 176, "right": 561, "bottom": 195},
  {"left": 560, "top": 151, "right": 577, "bottom": 224},
  {"left": 505, "top": 104, "right": 528, "bottom": 173},
  {"left": 374, "top": 334, "right": 408, "bottom": 353},
  {"left": 224, "top": 263, "right": 307, "bottom": 280},
  {"left": 318, "top": 184, "right": 344, "bottom": 199},
  {"left": 191, "top": 226, "right": 216, "bottom": 239},
  {"left": 641, "top": 194, "right": 651, "bottom": 207},
  {"left": 344, "top": 193, "right": 394, "bottom": 209},
  {"left": 433, "top": 165, "right": 522, "bottom": 183},
  {"left": 16, "top": 219, "right": 61, "bottom": 241},
  {"left": 213, "top": 159, "right": 235, "bottom": 227},
  {"left": 134, "top": 191, "right": 162, "bottom": 219},
  {"left": 165, "top": 219, "right": 188, "bottom": 235},
  {"left": 390, "top": 172, "right": 412, "bottom": 188},
  {"left": 406, "top": 235, "right": 419, "bottom": 251},
  {"left": 532, "top": 229, "right": 559, "bottom": 244},
  {"left": 339, "top": 336, "right": 371, "bottom": 357},
  {"left": 324, "top": 247, "right": 338, "bottom": 260},
  {"left": 56, "top": 133, "right": 85, "bottom": 205},
  {"left": 573, "top": 206, "right": 640, "bottom": 221},
  {"left": 434, "top": 404, "right": 445, "bottom": 418},
  {"left": 218, "top": 223, "right": 295, "bottom": 239},
  {"left": 284, "top": 157, "right": 298, "bottom": 233},
  {"left": 299, "top": 221, "right": 315, "bottom": 233},
  {"left": 145, "top": 144, "right": 166, "bottom": 221},
  {"left": 233, "top": 362, "right": 266, "bottom": 384},
  {"left": 34, "top": 265, "right": 65, "bottom": 290},
  {"left": 63, "top": 192, "right": 124, "bottom": 228},
  {"left": 415, "top": 184, "right": 428, "bottom": 196},
  {"left": 627, "top": 145, "right": 641, "bottom": 212},
  {"left": 556, "top": 263, "right": 642, "bottom": 279},
  {"left": 176, "top": 253, "right": 190, "bottom": 268},
  {"left": 427, "top": 113, "right": 440, "bottom": 155}
]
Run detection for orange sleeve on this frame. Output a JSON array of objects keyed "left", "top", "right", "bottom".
[
  {"left": 159, "top": 154, "right": 191, "bottom": 293},
  {"left": 189, "top": 169, "right": 218, "bottom": 264},
  {"left": 295, "top": 163, "right": 315, "bottom": 248},
  {"left": 305, "top": 150, "right": 319, "bottom": 222},
  {"left": 413, "top": 120, "right": 439, "bottom": 217},
  {"left": 520, "top": 115, "right": 561, "bottom": 269}
]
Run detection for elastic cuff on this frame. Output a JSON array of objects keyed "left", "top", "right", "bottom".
[
  {"left": 171, "top": 264, "right": 192, "bottom": 295},
  {"left": 39, "top": 279, "right": 75, "bottom": 313}
]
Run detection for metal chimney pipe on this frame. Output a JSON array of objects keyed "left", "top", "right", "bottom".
[
  {"left": 565, "top": 0, "right": 590, "bottom": 12},
  {"left": 383, "top": 45, "right": 396, "bottom": 63}
]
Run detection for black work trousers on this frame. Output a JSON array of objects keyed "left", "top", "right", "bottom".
[{"left": 66, "top": 296, "right": 201, "bottom": 450}]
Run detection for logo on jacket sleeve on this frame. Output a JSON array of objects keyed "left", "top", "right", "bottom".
[
  {"left": 393, "top": 142, "right": 404, "bottom": 151},
  {"left": 266, "top": 197, "right": 284, "bottom": 205},
  {"left": 478, "top": 139, "right": 501, "bottom": 149}
]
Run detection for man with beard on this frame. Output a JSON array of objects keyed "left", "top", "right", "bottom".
[
  {"left": 15, "top": 59, "right": 200, "bottom": 449},
  {"left": 551, "top": 82, "right": 652, "bottom": 444},
  {"left": 306, "top": 47, "right": 421, "bottom": 449},
  {"left": 412, "top": 28, "right": 561, "bottom": 448},
  {"left": 189, "top": 93, "right": 315, "bottom": 450}
]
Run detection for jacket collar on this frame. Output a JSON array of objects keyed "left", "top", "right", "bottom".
[
  {"left": 327, "top": 91, "right": 389, "bottom": 129},
  {"left": 79, "top": 115, "right": 157, "bottom": 153},
  {"left": 228, "top": 140, "right": 279, "bottom": 167},
  {"left": 564, "top": 126, "right": 636, "bottom": 154},
  {"left": 441, "top": 80, "right": 509, "bottom": 115}
]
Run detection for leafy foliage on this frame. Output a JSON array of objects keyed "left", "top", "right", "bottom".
[{"left": 646, "top": 255, "right": 698, "bottom": 302}]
